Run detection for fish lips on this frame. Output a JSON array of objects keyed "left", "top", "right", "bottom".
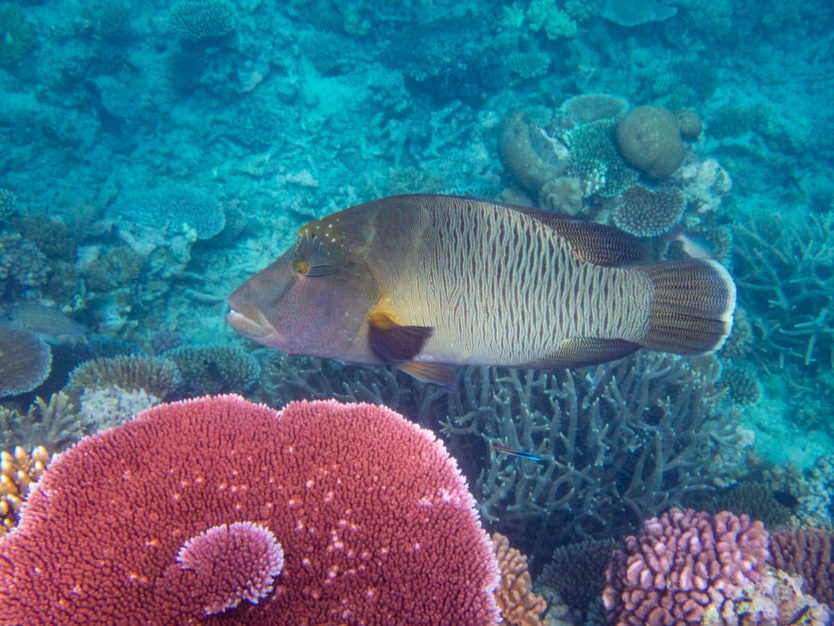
[{"left": 226, "top": 307, "right": 280, "bottom": 342}]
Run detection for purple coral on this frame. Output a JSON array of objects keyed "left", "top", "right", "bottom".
[
  {"left": 603, "top": 508, "right": 769, "bottom": 625},
  {"left": 175, "top": 521, "right": 284, "bottom": 616}
]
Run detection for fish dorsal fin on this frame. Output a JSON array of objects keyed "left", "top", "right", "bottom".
[
  {"left": 367, "top": 308, "right": 433, "bottom": 362},
  {"left": 525, "top": 337, "right": 639, "bottom": 368},
  {"left": 513, "top": 206, "right": 648, "bottom": 267}
]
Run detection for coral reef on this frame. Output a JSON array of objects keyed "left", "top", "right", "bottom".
[
  {"left": 599, "top": 0, "right": 677, "bottom": 27},
  {"left": 0, "top": 230, "right": 50, "bottom": 295},
  {"left": 712, "top": 481, "right": 793, "bottom": 530},
  {"left": 165, "top": 344, "right": 260, "bottom": 397},
  {"left": 559, "top": 93, "right": 628, "bottom": 125},
  {"left": 602, "top": 508, "right": 770, "bottom": 624},
  {"left": 0, "top": 445, "right": 49, "bottom": 537},
  {"left": 0, "top": 328, "right": 52, "bottom": 398},
  {"left": 110, "top": 186, "right": 226, "bottom": 241},
  {"left": 176, "top": 521, "right": 284, "bottom": 616},
  {"left": 492, "top": 532, "right": 548, "bottom": 626},
  {"left": 0, "top": 396, "right": 499, "bottom": 624},
  {"left": 612, "top": 184, "right": 685, "bottom": 237},
  {"left": 769, "top": 527, "right": 834, "bottom": 610},
  {"left": 0, "top": 392, "right": 84, "bottom": 452},
  {"left": 615, "top": 105, "right": 685, "bottom": 179},
  {"left": 0, "top": 188, "right": 16, "bottom": 220},
  {"left": 439, "top": 352, "right": 745, "bottom": 549},
  {"left": 540, "top": 537, "right": 619, "bottom": 622},
  {"left": 498, "top": 111, "right": 568, "bottom": 194},
  {"left": 717, "top": 365, "right": 763, "bottom": 406},
  {"left": 564, "top": 118, "right": 638, "bottom": 197},
  {"left": 65, "top": 354, "right": 182, "bottom": 402},
  {"left": 169, "top": 0, "right": 235, "bottom": 41}
]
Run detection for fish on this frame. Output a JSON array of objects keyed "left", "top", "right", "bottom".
[
  {"left": 228, "top": 195, "right": 736, "bottom": 384},
  {"left": 492, "top": 443, "right": 544, "bottom": 463},
  {"left": 666, "top": 226, "right": 714, "bottom": 260},
  {"left": 0, "top": 302, "right": 88, "bottom": 344}
]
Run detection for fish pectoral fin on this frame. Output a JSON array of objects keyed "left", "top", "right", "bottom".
[
  {"left": 397, "top": 361, "right": 457, "bottom": 386},
  {"left": 367, "top": 309, "right": 433, "bottom": 362},
  {"left": 526, "top": 338, "right": 640, "bottom": 368}
]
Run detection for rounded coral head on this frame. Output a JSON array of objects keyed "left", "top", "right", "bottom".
[
  {"left": 616, "top": 105, "right": 685, "bottom": 179},
  {"left": 0, "top": 395, "right": 499, "bottom": 625}
]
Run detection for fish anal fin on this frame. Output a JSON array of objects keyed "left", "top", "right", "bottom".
[
  {"left": 397, "top": 361, "right": 456, "bottom": 386},
  {"left": 526, "top": 338, "right": 640, "bottom": 368},
  {"left": 367, "top": 309, "right": 433, "bottom": 362},
  {"left": 514, "top": 207, "right": 648, "bottom": 266}
]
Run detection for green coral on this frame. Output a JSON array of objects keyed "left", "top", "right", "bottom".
[
  {"left": 169, "top": 0, "right": 235, "bottom": 41},
  {"left": 0, "top": 4, "right": 37, "bottom": 71}
]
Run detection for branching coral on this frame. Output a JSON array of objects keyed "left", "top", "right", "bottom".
[
  {"left": 492, "top": 532, "right": 548, "bottom": 625},
  {"left": 438, "top": 352, "right": 744, "bottom": 548},
  {"left": 0, "top": 392, "right": 83, "bottom": 453}
]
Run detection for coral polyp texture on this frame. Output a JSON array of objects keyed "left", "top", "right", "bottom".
[
  {"left": 0, "top": 327, "right": 52, "bottom": 397},
  {"left": 602, "top": 508, "right": 769, "bottom": 625},
  {"left": 769, "top": 527, "right": 834, "bottom": 610},
  {"left": 491, "top": 532, "right": 548, "bottom": 626},
  {"left": 615, "top": 105, "right": 685, "bottom": 179},
  {"left": 613, "top": 184, "right": 685, "bottom": 237},
  {"left": 0, "top": 445, "right": 49, "bottom": 537},
  {"left": 0, "top": 395, "right": 499, "bottom": 625}
]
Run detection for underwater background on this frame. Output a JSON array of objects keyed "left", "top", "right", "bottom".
[{"left": 1, "top": 0, "right": 833, "bottom": 623}]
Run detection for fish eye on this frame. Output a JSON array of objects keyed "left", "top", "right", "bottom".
[{"left": 293, "top": 259, "right": 309, "bottom": 274}]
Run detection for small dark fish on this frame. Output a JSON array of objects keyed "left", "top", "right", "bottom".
[
  {"left": 492, "top": 443, "right": 544, "bottom": 463},
  {"left": 771, "top": 490, "right": 799, "bottom": 510}
]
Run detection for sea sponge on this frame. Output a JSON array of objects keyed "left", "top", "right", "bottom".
[
  {"left": 0, "top": 328, "right": 52, "bottom": 398},
  {"left": 613, "top": 184, "right": 685, "bottom": 237},
  {"left": 169, "top": 0, "right": 235, "bottom": 41},
  {"left": 616, "top": 105, "right": 685, "bottom": 179}
]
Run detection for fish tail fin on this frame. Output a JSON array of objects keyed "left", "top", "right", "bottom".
[{"left": 639, "top": 259, "right": 736, "bottom": 354}]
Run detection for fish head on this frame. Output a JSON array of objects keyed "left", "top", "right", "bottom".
[{"left": 228, "top": 218, "right": 377, "bottom": 359}]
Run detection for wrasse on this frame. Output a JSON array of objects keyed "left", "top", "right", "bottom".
[
  {"left": 492, "top": 444, "right": 544, "bottom": 463},
  {"left": 228, "top": 195, "right": 736, "bottom": 384}
]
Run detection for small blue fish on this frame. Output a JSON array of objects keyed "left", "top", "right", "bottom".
[{"left": 492, "top": 443, "right": 544, "bottom": 463}]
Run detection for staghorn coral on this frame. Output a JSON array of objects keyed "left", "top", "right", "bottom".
[
  {"left": 176, "top": 522, "right": 284, "bottom": 616},
  {"left": 613, "top": 184, "right": 685, "bottom": 237},
  {"left": 438, "top": 352, "right": 745, "bottom": 548},
  {"left": 492, "top": 532, "right": 547, "bottom": 626},
  {"left": 0, "top": 328, "right": 52, "bottom": 398},
  {"left": 540, "top": 537, "right": 619, "bottom": 621},
  {"left": 169, "top": 0, "right": 235, "bottom": 41},
  {"left": 0, "top": 392, "right": 83, "bottom": 453},
  {"left": 769, "top": 527, "right": 834, "bottom": 610},
  {"left": 0, "top": 396, "right": 500, "bottom": 624},
  {"left": 65, "top": 354, "right": 182, "bottom": 404},
  {"left": 563, "top": 118, "right": 639, "bottom": 197},
  {"left": 0, "top": 445, "right": 48, "bottom": 537},
  {"left": 603, "top": 508, "right": 770, "bottom": 624},
  {"left": 616, "top": 105, "right": 685, "bottom": 179},
  {"left": 165, "top": 344, "right": 259, "bottom": 398}
]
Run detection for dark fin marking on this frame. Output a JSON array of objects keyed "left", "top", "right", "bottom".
[
  {"left": 640, "top": 259, "right": 737, "bottom": 354},
  {"left": 513, "top": 206, "right": 648, "bottom": 266},
  {"left": 525, "top": 338, "right": 640, "bottom": 368},
  {"left": 397, "top": 361, "right": 457, "bottom": 386},
  {"left": 367, "top": 309, "right": 433, "bottom": 362}
]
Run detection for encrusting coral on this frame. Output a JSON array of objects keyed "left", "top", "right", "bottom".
[
  {"left": 0, "top": 395, "right": 500, "bottom": 624},
  {"left": 0, "top": 445, "right": 49, "bottom": 537}
]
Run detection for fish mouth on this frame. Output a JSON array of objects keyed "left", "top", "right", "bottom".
[{"left": 226, "top": 308, "right": 279, "bottom": 341}]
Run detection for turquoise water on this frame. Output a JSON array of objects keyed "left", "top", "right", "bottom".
[{"left": 1, "top": 1, "right": 833, "bottom": 622}]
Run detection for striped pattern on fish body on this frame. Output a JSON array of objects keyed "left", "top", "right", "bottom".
[{"left": 227, "top": 194, "right": 736, "bottom": 384}]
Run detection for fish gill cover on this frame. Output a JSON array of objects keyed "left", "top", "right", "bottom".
[{"left": 1, "top": 0, "right": 833, "bottom": 622}]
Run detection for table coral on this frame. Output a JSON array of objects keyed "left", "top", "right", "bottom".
[
  {"left": 0, "top": 327, "right": 52, "bottom": 398},
  {"left": 0, "top": 395, "right": 500, "bottom": 624}
]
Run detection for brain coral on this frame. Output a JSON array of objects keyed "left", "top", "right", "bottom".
[
  {"left": 0, "top": 395, "right": 499, "bottom": 624},
  {"left": 616, "top": 105, "right": 685, "bottom": 179}
]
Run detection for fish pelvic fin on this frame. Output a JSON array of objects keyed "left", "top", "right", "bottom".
[
  {"left": 367, "top": 308, "right": 434, "bottom": 362},
  {"left": 640, "top": 259, "right": 736, "bottom": 354}
]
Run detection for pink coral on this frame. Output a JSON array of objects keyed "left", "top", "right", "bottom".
[
  {"left": 0, "top": 395, "right": 499, "bottom": 624},
  {"left": 603, "top": 508, "right": 769, "bottom": 625}
]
